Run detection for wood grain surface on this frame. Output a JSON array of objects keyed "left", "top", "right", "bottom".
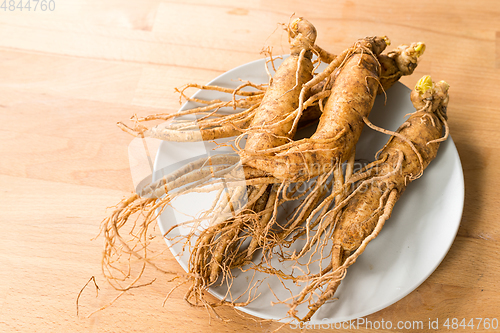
[{"left": 1, "top": 1, "right": 499, "bottom": 332}]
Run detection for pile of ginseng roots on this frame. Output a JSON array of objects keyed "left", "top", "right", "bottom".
[{"left": 100, "top": 17, "right": 450, "bottom": 323}]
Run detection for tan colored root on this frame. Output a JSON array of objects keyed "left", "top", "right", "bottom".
[
  {"left": 236, "top": 151, "right": 386, "bottom": 285},
  {"left": 222, "top": 170, "right": 335, "bottom": 276},
  {"left": 168, "top": 19, "right": 326, "bottom": 293},
  {"left": 101, "top": 179, "right": 284, "bottom": 318},
  {"left": 277, "top": 77, "right": 450, "bottom": 321},
  {"left": 287, "top": 150, "right": 403, "bottom": 264},
  {"left": 100, "top": 151, "right": 280, "bottom": 289},
  {"left": 313, "top": 44, "right": 336, "bottom": 63},
  {"left": 291, "top": 45, "right": 355, "bottom": 136},
  {"left": 118, "top": 95, "right": 264, "bottom": 140},
  {"left": 427, "top": 107, "right": 449, "bottom": 144},
  {"left": 103, "top": 24, "right": 437, "bottom": 325},
  {"left": 166, "top": 103, "right": 260, "bottom": 132},
  {"left": 182, "top": 182, "right": 290, "bottom": 312},
  {"left": 286, "top": 189, "right": 398, "bottom": 322},
  {"left": 274, "top": 167, "right": 336, "bottom": 249},
  {"left": 312, "top": 41, "right": 425, "bottom": 96},
  {"left": 142, "top": 94, "right": 263, "bottom": 123},
  {"left": 241, "top": 37, "right": 389, "bottom": 182},
  {"left": 176, "top": 82, "right": 266, "bottom": 101},
  {"left": 243, "top": 184, "right": 279, "bottom": 261},
  {"left": 103, "top": 19, "right": 324, "bottom": 314},
  {"left": 362, "top": 115, "right": 425, "bottom": 179},
  {"left": 206, "top": 186, "right": 249, "bottom": 282},
  {"left": 283, "top": 150, "right": 355, "bottom": 259}
]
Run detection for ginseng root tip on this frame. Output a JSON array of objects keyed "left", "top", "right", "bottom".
[
  {"left": 416, "top": 75, "right": 433, "bottom": 94},
  {"left": 290, "top": 18, "right": 301, "bottom": 31},
  {"left": 438, "top": 80, "right": 450, "bottom": 91},
  {"left": 414, "top": 42, "right": 426, "bottom": 56}
]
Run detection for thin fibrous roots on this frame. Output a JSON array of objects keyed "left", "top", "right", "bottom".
[
  {"left": 102, "top": 11, "right": 438, "bottom": 323},
  {"left": 284, "top": 189, "right": 399, "bottom": 322},
  {"left": 118, "top": 39, "right": 426, "bottom": 145},
  {"left": 177, "top": 165, "right": 339, "bottom": 309},
  {"left": 237, "top": 173, "right": 332, "bottom": 264},
  {"left": 116, "top": 65, "right": 326, "bottom": 143},
  {"left": 240, "top": 36, "right": 390, "bottom": 183},
  {"left": 100, "top": 152, "right": 279, "bottom": 293},
  {"left": 117, "top": 92, "right": 264, "bottom": 142},
  {"left": 104, "top": 39, "right": 388, "bottom": 318},
  {"left": 272, "top": 75, "right": 449, "bottom": 323},
  {"left": 103, "top": 17, "right": 334, "bottom": 313},
  {"left": 171, "top": 17, "right": 325, "bottom": 306},
  {"left": 311, "top": 41, "right": 426, "bottom": 96},
  {"left": 138, "top": 81, "right": 266, "bottom": 122}
]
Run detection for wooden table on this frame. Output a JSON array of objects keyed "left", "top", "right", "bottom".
[{"left": 1, "top": 1, "right": 499, "bottom": 332}]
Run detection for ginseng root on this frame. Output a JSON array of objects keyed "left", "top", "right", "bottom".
[
  {"left": 183, "top": 17, "right": 322, "bottom": 305},
  {"left": 117, "top": 18, "right": 322, "bottom": 143},
  {"left": 285, "top": 75, "right": 450, "bottom": 322},
  {"left": 311, "top": 42, "right": 425, "bottom": 95},
  {"left": 102, "top": 17, "right": 328, "bottom": 311},
  {"left": 240, "top": 35, "right": 391, "bottom": 182}
]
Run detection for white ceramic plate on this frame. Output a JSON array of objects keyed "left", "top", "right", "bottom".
[{"left": 153, "top": 57, "right": 464, "bottom": 324}]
